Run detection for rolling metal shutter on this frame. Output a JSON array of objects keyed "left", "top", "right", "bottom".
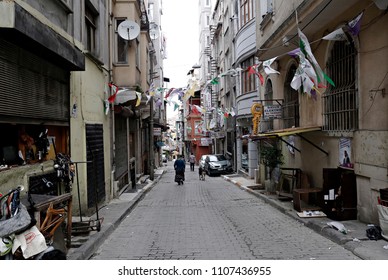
[
  {"left": 86, "top": 124, "right": 106, "bottom": 209},
  {"left": 0, "top": 38, "right": 69, "bottom": 125}
]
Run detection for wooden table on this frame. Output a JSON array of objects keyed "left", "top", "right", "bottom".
[
  {"left": 26, "top": 193, "right": 72, "bottom": 248},
  {"left": 293, "top": 188, "right": 322, "bottom": 212}
]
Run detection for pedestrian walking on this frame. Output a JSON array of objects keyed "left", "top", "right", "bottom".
[
  {"left": 174, "top": 154, "right": 185, "bottom": 185},
  {"left": 189, "top": 152, "right": 195, "bottom": 171}
]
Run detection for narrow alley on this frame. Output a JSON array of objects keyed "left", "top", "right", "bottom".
[{"left": 90, "top": 162, "right": 359, "bottom": 260}]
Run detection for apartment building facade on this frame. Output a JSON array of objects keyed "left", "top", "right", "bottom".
[
  {"left": 200, "top": 0, "right": 387, "bottom": 223},
  {"left": 0, "top": 0, "right": 164, "bottom": 217},
  {"left": 255, "top": 0, "right": 388, "bottom": 223}
]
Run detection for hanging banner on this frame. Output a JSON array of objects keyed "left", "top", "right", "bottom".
[{"left": 339, "top": 138, "right": 353, "bottom": 168}]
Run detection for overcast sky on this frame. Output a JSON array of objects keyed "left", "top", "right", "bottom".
[{"left": 162, "top": 0, "right": 199, "bottom": 90}]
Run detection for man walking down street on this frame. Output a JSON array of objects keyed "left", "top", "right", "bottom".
[
  {"left": 174, "top": 155, "right": 186, "bottom": 185},
  {"left": 189, "top": 152, "right": 195, "bottom": 171}
]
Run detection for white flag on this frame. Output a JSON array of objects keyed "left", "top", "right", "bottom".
[
  {"left": 322, "top": 28, "right": 347, "bottom": 41},
  {"left": 263, "top": 57, "right": 280, "bottom": 75}
]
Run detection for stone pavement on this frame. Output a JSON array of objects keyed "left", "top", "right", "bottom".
[{"left": 67, "top": 166, "right": 388, "bottom": 260}]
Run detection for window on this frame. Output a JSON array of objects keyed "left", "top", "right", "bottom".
[
  {"left": 116, "top": 19, "right": 128, "bottom": 63},
  {"left": 323, "top": 41, "right": 358, "bottom": 131},
  {"left": 241, "top": 56, "right": 256, "bottom": 94},
  {"left": 206, "top": 0, "right": 210, "bottom": 6},
  {"left": 148, "top": 3, "right": 154, "bottom": 22},
  {"left": 260, "top": 0, "right": 274, "bottom": 19},
  {"left": 85, "top": 2, "right": 98, "bottom": 54},
  {"left": 240, "top": 0, "right": 254, "bottom": 27},
  {"left": 283, "top": 64, "right": 299, "bottom": 128}
]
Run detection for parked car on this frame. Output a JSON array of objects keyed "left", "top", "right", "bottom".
[
  {"left": 204, "top": 154, "right": 233, "bottom": 176},
  {"left": 162, "top": 154, "right": 167, "bottom": 163}
]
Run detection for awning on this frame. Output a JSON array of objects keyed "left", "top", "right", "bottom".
[
  {"left": 252, "top": 126, "right": 328, "bottom": 155},
  {"left": 155, "top": 141, "right": 165, "bottom": 147},
  {"left": 114, "top": 89, "right": 140, "bottom": 105},
  {"left": 154, "top": 122, "right": 170, "bottom": 131},
  {"left": 254, "top": 126, "right": 322, "bottom": 138}
]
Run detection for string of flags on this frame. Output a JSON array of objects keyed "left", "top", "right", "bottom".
[{"left": 103, "top": 11, "right": 363, "bottom": 115}]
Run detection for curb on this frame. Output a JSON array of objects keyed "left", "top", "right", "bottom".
[
  {"left": 67, "top": 172, "right": 164, "bottom": 260},
  {"left": 222, "top": 175, "right": 379, "bottom": 259}
]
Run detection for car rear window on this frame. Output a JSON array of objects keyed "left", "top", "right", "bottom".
[{"left": 209, "top": 155, "right": 226, "bottom": 161}]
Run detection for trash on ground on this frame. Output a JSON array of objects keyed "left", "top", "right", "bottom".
[
  {"left": 366, "top": 225, "right": 382, "bottom": 240},
  {"left": 327, "top": 221, "right": 347, "bottom": 234}
]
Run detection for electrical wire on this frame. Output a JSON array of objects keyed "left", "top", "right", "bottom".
[
  {"left": 258, "top": 0, "right": 334, "bottom": 52},
  {"left": 362, "top": 71, "right": 388, "bottom": 118}
]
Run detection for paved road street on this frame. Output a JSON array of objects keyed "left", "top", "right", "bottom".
[{"left": 91, "top": 162, "right": 359, "bottom": 260}]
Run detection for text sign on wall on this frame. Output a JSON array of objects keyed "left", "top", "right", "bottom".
[
  {"left": 153, "top": 127, "right": 161, "bottom": 136},
  {"left": 200, "top": 138, "right": 212, "bottom": 146},
  {"left": 264, "top": 105, "right": 282, "bottom": 120}
]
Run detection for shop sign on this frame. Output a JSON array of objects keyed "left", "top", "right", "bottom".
[
  {"left": 200, "top": 138, "right": 212, "bottom": 146},
  {"left": 264, "top": 105, "right": 282, "bottom": 120},
  {"left": 153, "top": 127, "right": 161, "bottom": 136}
]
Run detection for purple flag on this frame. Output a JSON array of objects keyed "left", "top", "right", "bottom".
[
  {"left": 347, "top": 12, "right": 363, "bottom": 36},
  {"left": 287, "top": 48, "right": 300, "bottom": 58}
]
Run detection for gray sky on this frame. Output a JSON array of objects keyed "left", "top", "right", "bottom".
[{"left": 162, "top": 0, "right": 199, "bottom": 90}]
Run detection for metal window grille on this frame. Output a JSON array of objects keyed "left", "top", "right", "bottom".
[
  {"left": 323, "top": 41, "right": 358, "bottom": 131},
  {"left": 283, "top": 65, "right": 299, "bottom": 128}
]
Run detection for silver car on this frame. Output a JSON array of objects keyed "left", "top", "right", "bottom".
[{"left": 204, "top": 154, "right": 233, "bottom": 176}]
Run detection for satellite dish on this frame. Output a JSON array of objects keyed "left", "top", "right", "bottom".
[
  {"left": 117, "top": 20, "right": 140, "bottom": 40},
  {"left": 149, "top": 23, "right": 159, "bottom": 40}
]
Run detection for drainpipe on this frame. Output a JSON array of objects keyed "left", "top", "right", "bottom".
[
  {"left": 149, "top": 96, "right": 154, "bottom": 181},
  {"left": 108, "top": 1, "right": 116, "bottom": 198}
]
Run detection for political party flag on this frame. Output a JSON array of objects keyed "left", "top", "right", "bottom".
[
  {"left": 173, "top": 102, "right": 179, "bottom": 111},
  {"left": 155, "top": 98, "right": 162, "bottom": 107},
  {"left": 108, "top": 83, "right": 119, "bottom": 103},
  {"left": 165, "top": 87, "right": 174, "bottom": 99},
  {"left": 298, "top": 28, "right": 335, "bottom": 87},
  {"left": 146, "top": 94, "right": 152, "bottom": 105},
  {"left": 347, "top": 12, "right": 363, "bottom": 36},
  {"left": 287, "top": 48, "right": 300, "bottom": 58},
  {"left": 210, "top": 77, "right": 219, "bottom": 85},
  {"left": 322, "top": 28, "right": 347, "bottom": 41},
  {"left": 263, "top": 57, "right": 280, "bottom": 75},
  {"left": 191, "top": 105, "right": 201, "bottom": 115},
  {"left": 135, "top": 91, "right": 142, "bottom": 107}
]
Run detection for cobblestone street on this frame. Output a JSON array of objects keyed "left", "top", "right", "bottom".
[{"left": 91, "top": 162, "right": 359, "bottom": 260}]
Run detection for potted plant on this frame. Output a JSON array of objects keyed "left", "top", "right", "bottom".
[{"left": 260, "top": 144, "right": 283, "bottom": 192}]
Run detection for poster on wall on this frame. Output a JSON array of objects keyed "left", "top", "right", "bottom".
[{"left": 339, "top": 138, "right": 353, "bottom": 168}]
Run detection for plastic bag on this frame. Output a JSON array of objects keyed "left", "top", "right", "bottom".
[{"left": 366, "top": 225, "right": 382, "bottom": 241}]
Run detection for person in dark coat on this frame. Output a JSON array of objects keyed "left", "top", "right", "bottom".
[{"left": 174, "top": 155, "right": 186, "bottom": 185}]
